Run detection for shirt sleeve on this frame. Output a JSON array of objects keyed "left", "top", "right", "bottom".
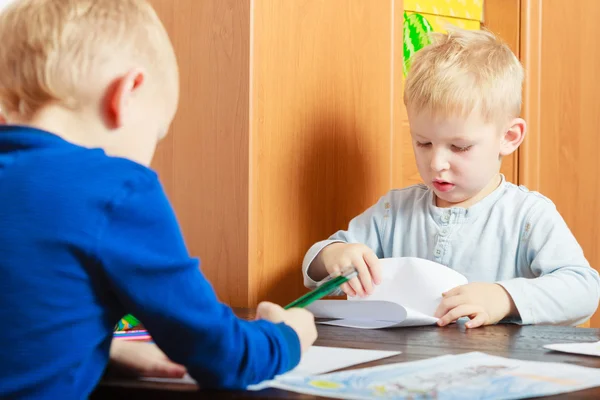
[
  {"left": 498, "top": 199, "right": 600, "bottom": 325},
  {"left": 97, "top": 174, "right": 300, "bottom": 389},
  {"left": 302, "top": 195, "right": 389, "bottom": 289}
]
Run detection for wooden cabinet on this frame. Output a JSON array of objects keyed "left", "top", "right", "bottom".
[
  {"left": 149, "top": 0, "right": 600, "bottom": 327},
  {"left": 148, "top": 0, "right": 404, "bottom": 307},
  {"left": 519, "top": 0, "right": 600, "bottom": 327},
  {"left": 250, "top": 1, "right": 404, "bottom": 304}
]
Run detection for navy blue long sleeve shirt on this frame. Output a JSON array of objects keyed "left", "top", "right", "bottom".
[{"left": 0, "top": 125, "right": 300, "bottom": 398}]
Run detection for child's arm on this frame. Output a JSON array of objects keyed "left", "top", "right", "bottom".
[
  {"left": 435, "top": 197, "right": 599, "bottom": 329},
  {"left": 302, "top": 195, "right": 391, "bottom": 296},
  {"left": 98, "top": 174, "right": 315, "bottom": 389},
  {"left": 498, "top": 200, "right": 600, "bottom": 325}
]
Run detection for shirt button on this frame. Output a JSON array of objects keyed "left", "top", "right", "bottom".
[
  {"left": 434, "top": 248, "right": 442, "bottom": 257},
  {"left": 441, "top": 213, "right": 450, "bottom": 223},
  {"left": 440, "top": 228, "right": 449, "bottom": 236}
]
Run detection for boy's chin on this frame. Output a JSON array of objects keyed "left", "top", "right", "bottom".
[{"left": 433, "top": 189, "right": 473, "bottom": 207}]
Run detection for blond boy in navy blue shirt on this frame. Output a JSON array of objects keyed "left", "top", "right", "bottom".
[{"left": 0, "top": 0, "right": 316, "bottom": 397}]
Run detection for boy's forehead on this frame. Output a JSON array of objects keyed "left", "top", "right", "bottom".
[{"left": 408, "top": 109, "right": 496, "bottom": 138}]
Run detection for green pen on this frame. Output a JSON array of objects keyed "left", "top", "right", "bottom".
[{"left": 284, "top": 266, "right": 358, "bottom": 309}]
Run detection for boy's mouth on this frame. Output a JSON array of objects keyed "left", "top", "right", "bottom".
[{"left": 432, "top": 179, "right": 455, "bottom": 192}]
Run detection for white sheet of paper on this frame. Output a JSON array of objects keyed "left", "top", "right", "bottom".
[
  {"left": 544, "top": 341, "right": 600, "bottom": 357},
  {"left": 139, "top": 373, "right": 196, "bottom": 385},
  {"left": 358, "top": 257, "right": 469, "bottom": 316},
  {"left": 307, "top": 300, "right": 407, "bottom": 322},
  {"left": 281, "top": 346, "right": 401, "bottom": 377},
  {"left": 139, "top": 346, "right": 401, "bottom": 386},
  {"left": 307, "top": 257, "right": 468, "bottom": 328}
]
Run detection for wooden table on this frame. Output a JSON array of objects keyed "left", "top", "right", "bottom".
[{"left": 93, "top": 309, "right": 600, "bottom": 399}]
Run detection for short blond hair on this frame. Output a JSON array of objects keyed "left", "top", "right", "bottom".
[
  {"left": 0, "top": 0, "right": 176, "bottom": 118},
  {"left": 404, "top": 27, "right": 523, "bottom": 124}
]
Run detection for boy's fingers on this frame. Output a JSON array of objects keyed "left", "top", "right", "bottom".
[
  {"left": 325, "top": 264, "right": 355, "bottom": 297},
  {"left": 363, "top": 251, "right": 382, "bottom": 285},
  {"left": 341, "top": 282, "right": 356, "bottom": 297},
  {"left": 166, "top": 363, "right": 187, "bottom": 378},
  {"left": 346, "top": 276, "right": 365, "bottom": 297},
  {"left": 442, "top": 286, "right": 463, "bottom": 297},
  {"left": 465, "top": 313, "right": 487, "bottom": 329},
  {"left": 352, "top": 257, "right": 373, "bottom": 295},
  {"left": 437, "top": 304, "right": 482, "bottom": 326},
  {"left": 256, "top": 301, "right": 284, "bottom": 322},
  {"left": 143, "top": 361, "right": 187, "bottom": 378},
  {"left": 434, "top": 294, "right": 467, "bottom": 318}
]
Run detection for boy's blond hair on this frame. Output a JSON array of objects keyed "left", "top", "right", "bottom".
[
  {"left": 404, "top": 27, "right": 523, "bottom": 124},
  {"left": 0, "top": 0, "right": 176, "bottom": 119}
]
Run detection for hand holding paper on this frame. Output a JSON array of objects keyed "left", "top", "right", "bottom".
[
  {"left": 307, "top": 257, "right": 469, "bottom": 329},
  {"left": 310, "top": 243, "right": 381, "bottom": 297},
  {"left": 435, "top": 282, "right": 518, "bottom": 328}
]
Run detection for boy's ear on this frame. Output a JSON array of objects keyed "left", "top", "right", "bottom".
[
  {"left": 105, "top": 68, "right": 146, "bottom": 129},
  {"left": 500, "top": 117, "right": 526, "bottom": 157}
]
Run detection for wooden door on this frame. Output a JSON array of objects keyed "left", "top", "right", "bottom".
[
  {"left": 148, "top": 0, "right": 252, "bottom": 306},
  {"left": 250, "top": 0, "right": 403, "bottom": 304},
  {"left": 483, "top": 0, "right": 520, "bottom": 184},
  {"left": 148, "top": 0, "right": 405, "bottom": 306},
  {"left": 520, "top": 0, "right": 600, "bottom": 327}
]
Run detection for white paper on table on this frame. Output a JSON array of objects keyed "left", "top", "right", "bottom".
[
  {"left": 139, "top": 373, "right": 196, "bottom": 385},
  {"left": 544, "top": 341, "right": 600, "bottom": 357},
  {"left": 139, "top": 346, "right": 401, "bottom": 388},
  {"left": 306, "top": 257, "right": 468, "bottom": 329},
  {"left": 284, "top": 346, "right": 401, "bottom": 376}
]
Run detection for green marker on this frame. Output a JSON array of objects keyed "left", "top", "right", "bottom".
[{"left": 284, "top": 266, "right": 358, "bottom": 309}]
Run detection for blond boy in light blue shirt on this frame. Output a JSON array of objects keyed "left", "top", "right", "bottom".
[{"left": 302, "top": 27, "right": 600, "bottom": 328}]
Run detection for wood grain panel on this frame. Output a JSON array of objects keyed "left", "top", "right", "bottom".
[
  {"left": 519, "top": 0, "right": 541, "bottom": 190},
  {"left": 521, "top": 0, "right": 600, "bottom": 327},
  {"left": 483, "top": 0, "right": 520, "bottom": 184},
  {"left": 391, "top": 0, "right": 408, "bottom": 189},
  {"left": 149, "top": 0, "right": 251, "bottom": 306},
  {"left": 250, "top": 0, "right": 395, "bottom": 305}
]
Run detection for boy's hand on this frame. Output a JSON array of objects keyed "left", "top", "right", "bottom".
[
  {"left": 434, "top": 283, "right": 518, "bottom": 328},
  {"left": 256, "top": 301, "right": 317, "bottom": 353},
  {"left": 317, "top": 243, "right": 381, "bottom": 297},
  {"left": 109, "top": 340, "right": 187, "bottom": 378}
]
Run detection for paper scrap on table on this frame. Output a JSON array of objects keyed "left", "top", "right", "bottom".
[{"left": 544, "top": 341, "right": 600, "bottom": 357}]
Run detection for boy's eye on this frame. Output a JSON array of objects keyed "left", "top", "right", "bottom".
[
  {"left": 452, "top": 145, "right": 473, "bottom": 152},
  {"left": 416, "top": 142, "right": 431, "bottom": 148}
]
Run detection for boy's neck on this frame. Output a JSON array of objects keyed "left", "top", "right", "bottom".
[
  {"left": 9, "top": 105, "right": 107, "bottom": 149},
  {"left": 435, "top": 173, "right": 503, "bottom": 209},
  {"left": 8, "top": 104, "right": 157, "bottom": 167}
]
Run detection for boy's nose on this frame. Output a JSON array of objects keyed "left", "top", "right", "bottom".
[{"left": 430, "top": 151, "right": 450, "bottom": 172}]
